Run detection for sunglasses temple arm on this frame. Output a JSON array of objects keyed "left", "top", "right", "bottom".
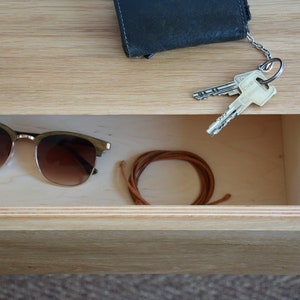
[{"left": 61, "top": 144, "right": 98, "bottom": 175}]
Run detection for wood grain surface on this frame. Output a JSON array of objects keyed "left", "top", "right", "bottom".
[
  {"left": 0, "top": 115, "right": 287, "bottom": 207},
  {"left": 0, "top": 0, "right": 299, "bottom": 115},
  {"left": 0, "top": 1, "right": 300, "bottom": 274},
  {"left": 1, "top": 230, "right": 300, "bottom": 274}
]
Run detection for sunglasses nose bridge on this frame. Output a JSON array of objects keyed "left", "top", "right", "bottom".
[{"left": 16, "top": 133, "right": 36, "bottom": 141}]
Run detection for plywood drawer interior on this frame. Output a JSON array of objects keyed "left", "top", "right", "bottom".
[{"left": 0, "top": 114, "right": 299, "bottom": 209}]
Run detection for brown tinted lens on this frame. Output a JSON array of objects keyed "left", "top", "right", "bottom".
[
  {"left": 0, "top": 127, "right": 13, "bottom": 167},
  {"left": 37, "top": 135, "right": 97, "bottom": 186}
]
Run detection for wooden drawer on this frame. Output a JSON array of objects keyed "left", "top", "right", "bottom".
[
  {"left": 0, "top": 0, "right": 299, "bottom": 274},
  {"left": 0, "top": 114, "right": 299, "bottom": 274}
]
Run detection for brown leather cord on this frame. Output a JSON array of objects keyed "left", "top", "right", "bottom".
[{"left": 120, "top": 150, "right": 231, "bottom": 205}]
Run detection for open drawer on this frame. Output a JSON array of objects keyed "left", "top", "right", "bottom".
[
  {"left": 0, "top": 114, "right": 299, "bottom": 274},
  {"left": 1, "top": 0, "right": 299, "bottom": 274}
]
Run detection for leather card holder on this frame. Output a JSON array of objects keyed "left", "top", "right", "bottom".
[{"left": 113, "top": 0, "right": 251, "bottom": 58}]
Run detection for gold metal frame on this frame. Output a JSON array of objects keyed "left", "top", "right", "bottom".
[{"left": 0, "top": 123, "right": 111, "bottom": 185}]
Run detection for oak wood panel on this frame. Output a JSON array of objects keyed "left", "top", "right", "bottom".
[
  {"left": 1, "top": 230, "right": 299, "bottom": 274},
  {"left": 282, "top": 116, "right": 300, "bottom": 205},
  {"left": 0, "top": 0, "right": 299, "bottom": 114},
  {"left": 0, "top": 1, "right": 300, "bottom": 275},
  {"left": 1, "top": 205, "right": 300, "bottom": 273}
]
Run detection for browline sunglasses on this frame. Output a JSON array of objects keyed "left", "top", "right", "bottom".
[{"left": 0, "top": 123, "right": 110, "bottom": 186}]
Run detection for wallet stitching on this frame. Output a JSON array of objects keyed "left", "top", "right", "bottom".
[
  {"left": 238, "top": 0, "right": 247, "bottom": 36},
  {"left": 115, "top": 0, "right": 131, "bottom": 56}
]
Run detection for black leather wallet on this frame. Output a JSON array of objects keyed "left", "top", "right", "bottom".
[{"left": 113, "top": 0, "right": 251, "bottom": 58}]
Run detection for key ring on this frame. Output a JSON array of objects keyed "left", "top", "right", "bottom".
[{"left": 258, "top": 58, "right": 284, "bottom": 85}]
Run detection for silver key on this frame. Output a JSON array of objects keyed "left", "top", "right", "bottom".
[
  {"left": 193, "top": 71, "right": 254, "bottom": 100},
  {"left": 207, "top": 70, "right": 277, "bottom": 136}
]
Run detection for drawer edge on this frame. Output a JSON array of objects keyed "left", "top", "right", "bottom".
[{"left": 0, "top": 206, "right": 299, "bottom": 231}]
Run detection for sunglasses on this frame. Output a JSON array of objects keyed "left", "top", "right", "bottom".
[{"left": 0, "top": 123, "right": 110, "bottom": 186}]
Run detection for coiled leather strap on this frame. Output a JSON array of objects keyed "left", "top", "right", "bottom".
[{"left": 120, "top": 150, "right": 231, "bottom": 205}]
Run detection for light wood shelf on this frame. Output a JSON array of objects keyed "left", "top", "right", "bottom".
[
  {"left": 0, "top": 0, "right": 300, "bottom": 274},
  {"left": 0, "top": 0, "right": 299, "bottom": 115}
]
